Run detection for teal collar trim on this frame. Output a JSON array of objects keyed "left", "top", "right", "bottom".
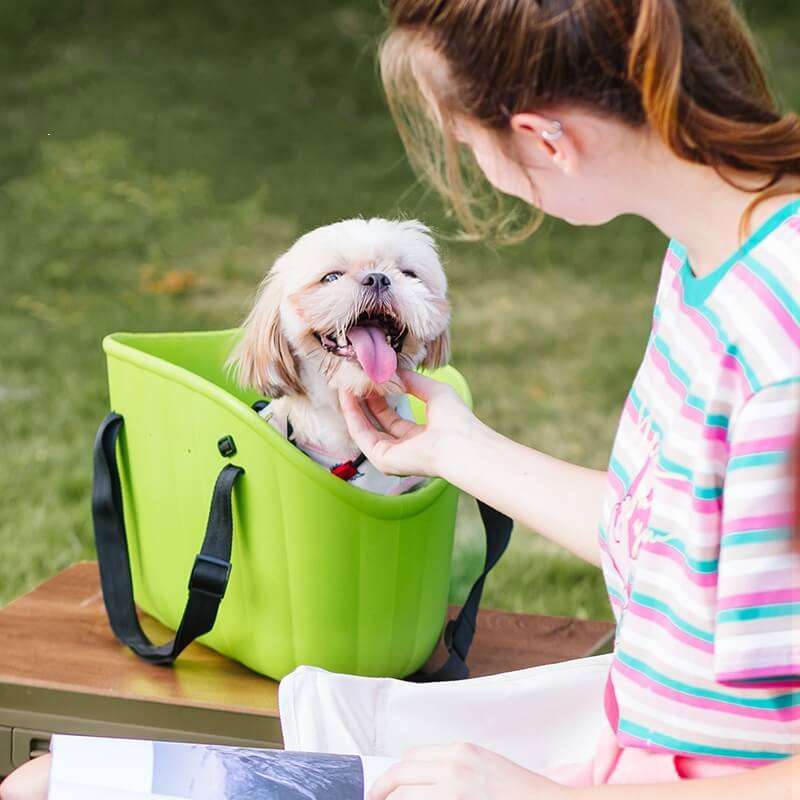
[{"left": 678, "top": 197, "right": 800, "bottom": 308}]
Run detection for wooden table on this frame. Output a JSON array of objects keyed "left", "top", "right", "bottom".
[{"left": 0, "top": 562, "right": 614, "bottom": 776}]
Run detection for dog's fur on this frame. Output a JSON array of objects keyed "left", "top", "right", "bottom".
[{"left": 228, "top": 218, "right": 450, "bottom": 459}]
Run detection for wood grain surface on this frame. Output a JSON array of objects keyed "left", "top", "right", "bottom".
[{"left": 0, "top": 563, "right": 614, "bottom": 716}]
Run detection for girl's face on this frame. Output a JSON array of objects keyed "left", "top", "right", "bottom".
[{"left": 454, "top": 114, "right": 639, "bottom": 227}]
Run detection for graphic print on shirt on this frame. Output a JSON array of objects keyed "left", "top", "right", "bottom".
[{"left": 610, "top": 411, "right": 662, "bottom": 593}]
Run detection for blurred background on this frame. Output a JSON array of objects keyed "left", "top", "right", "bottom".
[{"left": 1, "top": 1, "right": 797, "bottom": 620}]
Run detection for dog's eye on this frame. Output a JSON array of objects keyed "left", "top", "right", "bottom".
[
  {"left": 401, "top": 269, "right": 419, "bottom": 280},
  {"left": 321, "top": 271, "right": 343, "bottom": 283}
]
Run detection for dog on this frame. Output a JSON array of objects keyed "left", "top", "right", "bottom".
[{"left": 228, "top": 217, "right": 450, "bottom": 494}]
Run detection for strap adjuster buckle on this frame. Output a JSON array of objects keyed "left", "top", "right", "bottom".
[
  {"left": 331, "top": 461, "right": 359, "bottom": 481},
  {"left": 188, "top": 554, "right": 232, "bottom": 599}
]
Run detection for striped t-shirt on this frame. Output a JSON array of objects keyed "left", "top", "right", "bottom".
[{"left": 600, "top": 198, "right": 800, "bottom": 764}]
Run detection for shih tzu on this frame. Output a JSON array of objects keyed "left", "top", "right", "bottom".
[{"left": 228, "top": 218, "right": 450, "bottom": 494}]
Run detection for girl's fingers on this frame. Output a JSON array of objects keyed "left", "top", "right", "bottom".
[
  {"left": 338, "top": 390, "right": 385, "bottom": 455},
  {"left": 366, "top": 395, "right": 419, "bottom": 439},
  {"left": 384, "top": 789, "right": 439, "bottom": 800},
  {"left": 367, "top": 760, "right": 442, "bottom": 800},
  {"left": 402, "top": 743, "right": 481, "bottom": 762},
  {"left": 382, "top": 789, "right": 438, "bottom": 800}
]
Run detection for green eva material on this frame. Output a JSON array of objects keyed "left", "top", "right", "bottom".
[{"left": 102, "top": 329, "right": 471, "bottom": 680}]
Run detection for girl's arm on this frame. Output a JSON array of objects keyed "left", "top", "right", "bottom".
[
  {"left": 340, "top": 371, "right": 607, "bottom": 565},
  {"left": 436, "top": 414, "right": 607, "bottom": 566},
  {"left": 575, "top": 756, "right": 798, "bottom": 800},
  {"left": 368, "top": 744, "right": 798, "bottom": 800}
]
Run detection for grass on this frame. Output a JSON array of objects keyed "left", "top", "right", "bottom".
[{"left": 0, "top": 1, "right": 797, "bottom": 625}]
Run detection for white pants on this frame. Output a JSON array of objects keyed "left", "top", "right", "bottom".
[{"left": 279, "top": 655, "right": 611, "bottom": 774}]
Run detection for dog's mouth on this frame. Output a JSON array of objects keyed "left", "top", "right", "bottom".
[{"left": 315, "top": 311, "right": 407, "bottom": 384}]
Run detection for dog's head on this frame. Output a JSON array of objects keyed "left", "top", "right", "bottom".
[{"left": 229, "top": 218, "right": 450, "bottom": 398}]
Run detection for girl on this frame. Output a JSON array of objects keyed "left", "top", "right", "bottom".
[{"left": 336, "top": 0, "right": 800, "bottom": 797}]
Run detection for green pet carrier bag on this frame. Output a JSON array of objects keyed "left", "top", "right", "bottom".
[{"left": 92, "top": 329, "right": 512, "bottom": 681}]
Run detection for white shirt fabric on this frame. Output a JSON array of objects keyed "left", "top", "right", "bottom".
[{"left": 279, "top": 656, "right": 611, "bottom": 772}]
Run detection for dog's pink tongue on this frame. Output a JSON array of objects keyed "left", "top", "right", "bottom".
[{"left": 347, "top": 325, "right": 397, "bottom": 384}]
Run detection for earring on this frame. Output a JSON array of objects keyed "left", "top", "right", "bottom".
[{"left": 541, "top": 120, "right": 563, "bottom": 142}]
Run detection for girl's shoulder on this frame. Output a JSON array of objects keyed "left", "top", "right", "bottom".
[{"left": 659, "top": 198, "right": 798, "bottom": 396}]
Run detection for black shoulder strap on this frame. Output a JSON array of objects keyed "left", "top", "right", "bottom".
[
  {"left": 407, "top": 500, "right": 513, "bottom": 682},
  {"left": 92, "top": 412, "right": 244, "bottom": 665}
]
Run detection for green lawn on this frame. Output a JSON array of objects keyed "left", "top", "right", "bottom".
[{"left": 1, "top": 1, "right": 797, "bottom": 623}]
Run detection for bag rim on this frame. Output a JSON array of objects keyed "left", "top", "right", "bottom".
[{"left": 103, "top": 329, "right": 471, "bottom": 520}]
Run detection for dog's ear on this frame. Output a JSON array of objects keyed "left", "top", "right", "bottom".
[
  {"left": 228, "top": 274, "right": 303, "bottom": 398},
  {"left": 421, "top": 327, "right": 451, "bottom": 371}
]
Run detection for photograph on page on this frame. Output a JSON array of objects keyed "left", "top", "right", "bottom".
[{"left": 48, "top": 735, "right": 398, "bottom": 800}]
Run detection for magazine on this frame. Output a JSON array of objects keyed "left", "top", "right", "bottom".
[{"left": 47, "top": 734, "right": 399, "bottom": 800}]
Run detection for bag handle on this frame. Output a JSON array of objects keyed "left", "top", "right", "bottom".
[
  {"left": 92, "top": 412, "right": 244, "bottom": 665},
  {"left": 92, "top": 411, "right": 511, "bottom": 680},
  {"left": 408, "top": 501, "right": 513, "bottom": 682}
]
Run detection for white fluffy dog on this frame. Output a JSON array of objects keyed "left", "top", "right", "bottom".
[{"left": 228, "top": 218, "right": 450, "bottom": 493}]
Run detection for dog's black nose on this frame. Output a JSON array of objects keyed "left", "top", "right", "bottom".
[{"left": 362, "top": 272, "right": 391, "bottom": 291}]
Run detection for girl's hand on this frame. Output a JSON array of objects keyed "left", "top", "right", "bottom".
[
  {"left": 338, "top": 369, "right": 478, "bottom": 478},
  {"left": 367, "top": 743, "right": 569, "bottom": 800}
]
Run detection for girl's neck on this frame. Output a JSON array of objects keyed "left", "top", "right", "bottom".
[{"left": 630, "top": 138, "right": 798, "bottom": 277}]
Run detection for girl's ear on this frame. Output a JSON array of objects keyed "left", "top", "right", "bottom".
[
  {"left": 422, "top": 327, "right": 451, "bottom": 370},
  {"left": 510, "top": 112, "right": 579, "bottom": 177},
  {"left": 228, "top": 275, "right": 303, "bottom": 398}
]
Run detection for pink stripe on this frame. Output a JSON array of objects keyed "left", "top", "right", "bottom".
[
  {"left": 702, "top": 425, "right": 729, "bottom": 443},
  {"left": 725, "top": 512, "right": 794, "bottom": 533},
  {"left": 613, "top": 660, "right": 800, "bottom": 721},
  {"left": 665, "top": 249, "right": 683, "bottom": 271},
  {"left": 787, "top": 216, "right": 800, "bottom": 233},
  {"left": 671, "top": 275, "right": 754, "bottom": 394},
  {"left": 717, "top": 588, "right": 800, "bottom": 610},
  {"left": 644, "top": 542, "right": 719, "bottom": 586},
  {"left": 732, "top": 264, "right": 800, "bottom": 347},
  {"left": 626, "top": 602, "right": 714, "bottom": 652},
  {"left": 680, "top": 402, "right": 705, "bottom": 425},
  {"left": 717, "top": 665, "right": 800, "bottom": 685},
  {"left": 719, "top": 353, "right": 755, "bottom": 398},
  {"left": 730, "top": 435, "right": 796, "bottom": 457},
  {"left": 692, "top": 496, "right": 723, "bottom": 514},
  {"left": 624, "top": 396, "right": 638, "bottom": 423},
  {"left": 673, "top": 277, "right": 723, "bottom": 356},
  {"left": 649, "top": 345, "right": 688, "bottom": 398},
  {"left": 607, "top": 467, "right": 625, "bottom": 497},
  {"left": 659, "top": 475, "right": 689, "bottom": 492}
]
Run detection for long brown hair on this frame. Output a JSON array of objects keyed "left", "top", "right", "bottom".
[{"left": 380, "top": 0, "right": 800, "bottom": 241}]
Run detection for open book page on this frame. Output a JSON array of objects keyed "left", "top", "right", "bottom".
[{"left": 48, "top": 735, "right": 398, "bottom": 800}]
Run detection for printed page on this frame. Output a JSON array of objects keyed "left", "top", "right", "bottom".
[{"left": 48, "top": 735, "right": 397, "bottom": 800}]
